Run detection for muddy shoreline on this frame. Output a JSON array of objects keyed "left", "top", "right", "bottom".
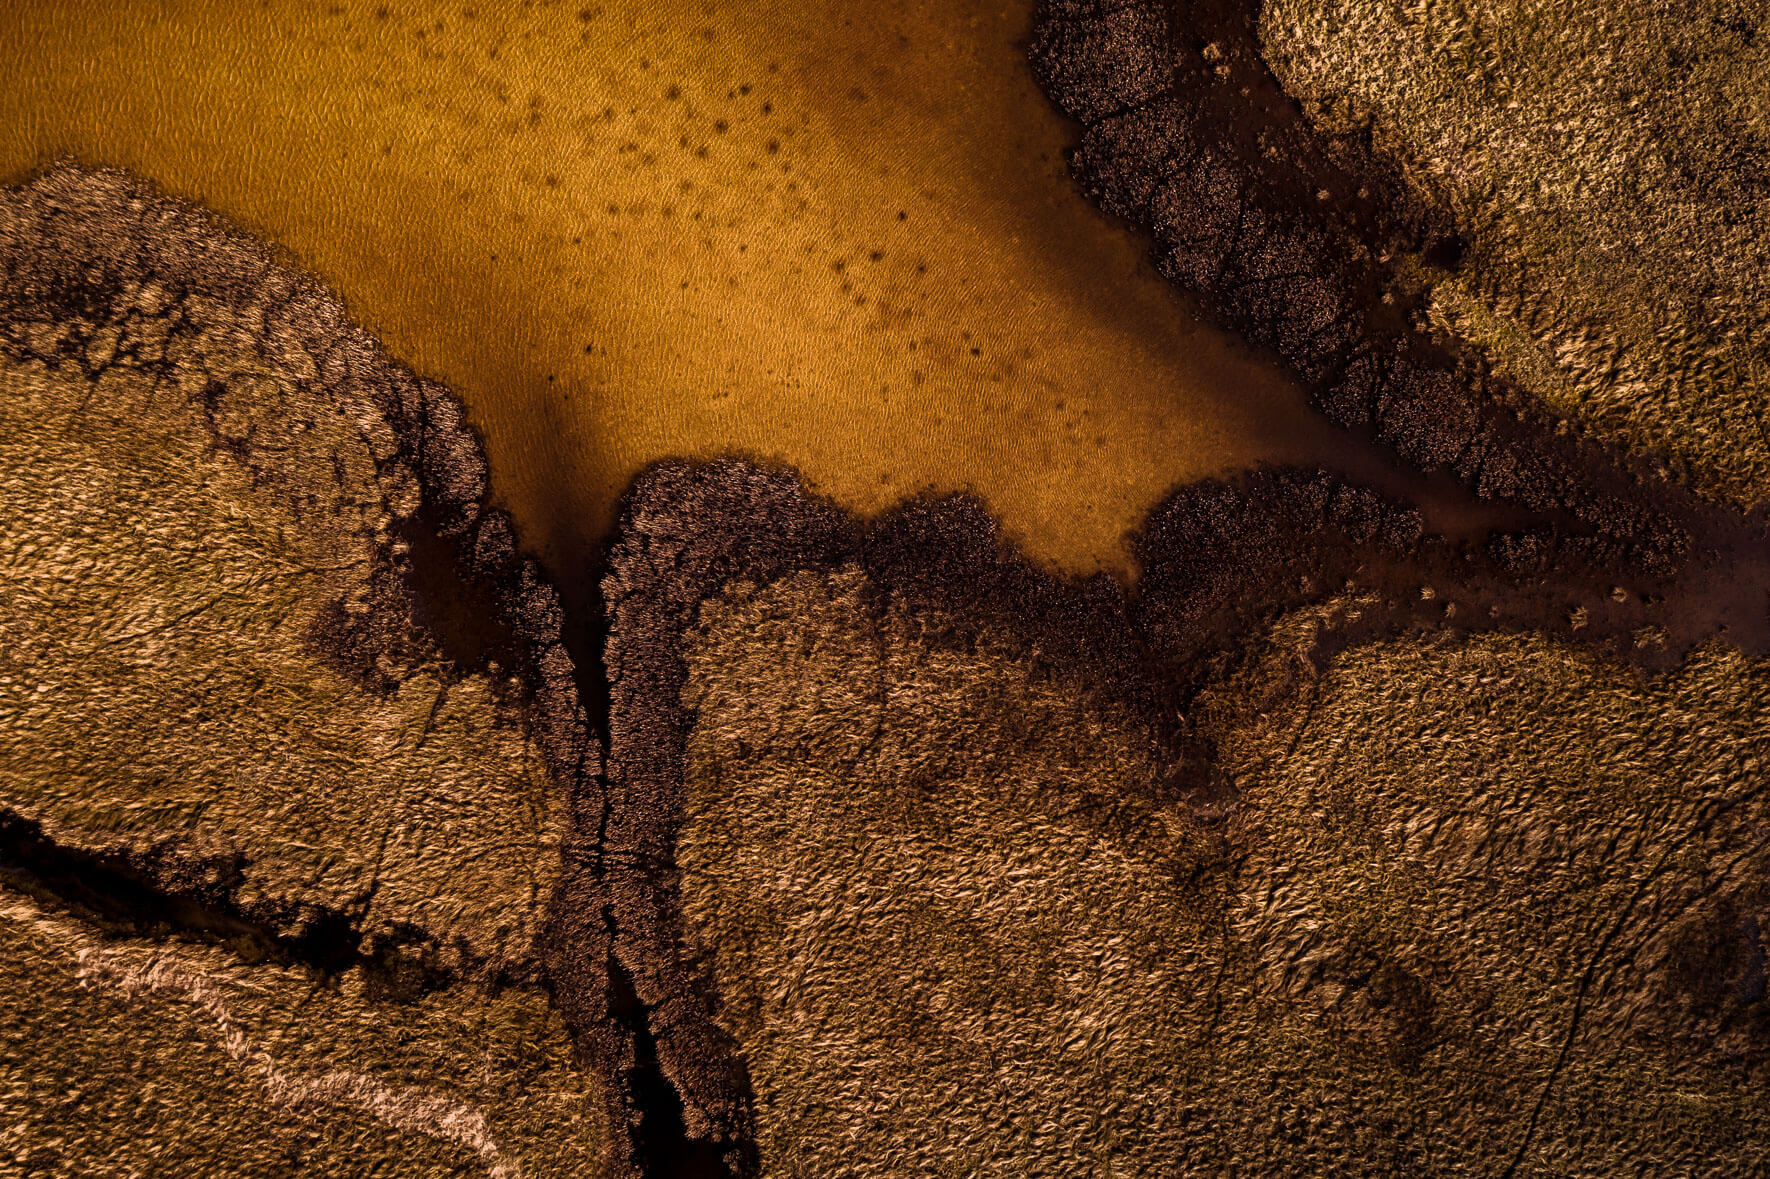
[
  {"left": 4, "top": 0, "right": 1770, "bottom": 1172},
  {"left": 569, "top": 2, "right": 1770, "bottom": 1171}
]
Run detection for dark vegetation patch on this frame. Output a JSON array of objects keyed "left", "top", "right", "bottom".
[
  {"left": 1029, "top": 0, "right": 1770, "bottom": 653},
  {"left": 568, "top": 431, "right": 1765, "bottom": 1175}
]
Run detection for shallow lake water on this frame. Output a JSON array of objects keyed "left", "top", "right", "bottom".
[{"left": 1, "top": 0, "right": 1398, "bottom": 585}]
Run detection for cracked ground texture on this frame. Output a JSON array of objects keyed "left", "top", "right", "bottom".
[
  {"left": 1, "top": 892, "right": 602, "bottom": 1178},
  {"left": 1260, "top": 0, "right": 1770, "bottom": 507},
  {"left": 672, "top": 564, "right": 1770, "bottom": 1176},
  {"left": 7, "top": 2, "right": 1770, "bottom": 1173},
  {"left": 0, "top": 165, "right": 605, "bottom": 1177}
]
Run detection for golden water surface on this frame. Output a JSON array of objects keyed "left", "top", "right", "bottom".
[{"left": 1, "top": 0, "right": 1326, "bottom": 581}]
